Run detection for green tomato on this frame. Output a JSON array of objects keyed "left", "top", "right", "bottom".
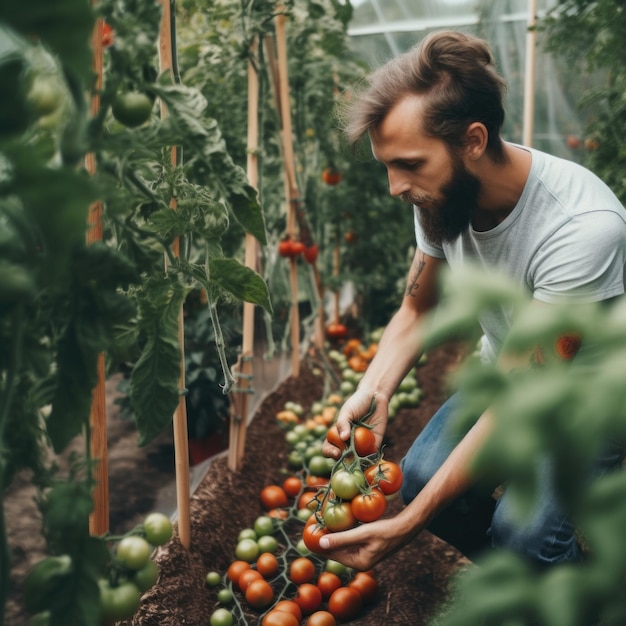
[
  {"left": 27, "top": 78, "right": 64, "bottom": 117},
  {"left": 257, "top": 535, "right": 278, "bottom": 554},
  {"left": 111, "top": 91, "right": 153, "bottom": 128},
  {"left": 296, "top": 538, "right": 311, "bottom": 555},
  {"left": 98, "top": 579, "right": 142, "bottom": 622},
  {"left": 133, "top": 559, "right": 159, "bottom": 592},
  {"left": 288, "top": 450, "right": 304, "bottom": 468},
  {"left": 330, "top": 469, "right": 367, "bottom": 500},
  {"left": 210, "top": 608, "right": 234, "bottom": 626},
  {"left": 340, "top": 380, "right": 355, "bottom": 395},
  {"left": 254, "top": 515, "right": 275, "bottom": 537},
  {"left": 312, "top": 424, "right": 328, "bottom": 439},
  {"left": 325, "top": 559, "right": 349, "bottom": 576},
  {"left": 23, "top": 555, "right": 72, "bottom": 613},
  {"left": 217, "top": 588, "right": 234, "bottom": 604},
  {"left": 237, "top": 527, "right": 257, "bottom": 542},
  {"left": 116, "top": 536, "right": 152, "bottom": 571},
  {"left": 305, "top": 442, "right": 324, "bottom": 461},
  {"left": 308, "top": 454, "right": 332, "bottom": 477},
  {"left": 297, "top": 507, "right": 313, "bottom": 521},
  {"left": 311, "top": 401, "right": 324, "bottom": 414},
  {"left": 235, "top": 538, "right": 259, "bottom": 562},
  {"left": 285, "top": 430, "right": 301, "bottom": 446},
  {"left": 143, "top": 512, "right": 173, "bottom": 546},
  {"left": 205, "top": 570, "right": 222, "bottom": 587}
]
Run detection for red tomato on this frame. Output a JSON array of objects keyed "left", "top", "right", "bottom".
[
  {"left": 283, "top": 476, "right": 303, "bottom": 498},
  {"left": 321, "top": 167, "right": 342, "bottom": 186},
  {"left": 555, "top": 334, "right": 582, "bottom": 360},
  {"left": 328, "top": 586, "right": 363, "bottom": 621},
  {"left": 289, "top": 557, "right": 316, "bottom": 585},
  {"left": 262, "top": 610, "right": 300, "bottom": 626},
  {"left": 261, "top": 485, "right": 289, "bottom": 509},
  {"left": 303, "top": 244, "right": 319, "bottom": 264},
  {"left": 353, "top": 426, "right": 377, "bottom": 456},
  {"left": 325, "top": 323, "right": 348, "bottom": 340},
  {"left": 245, "top": 577, "right": 274, "bottom": 609},
  {"left": 238, "top": 568, "right": 263, "bottom": 592},
  {"left": 102, "top": 22, "right": 114, "bottom": 47},
  {"left": 348, "top": 571, "right": 379, "bottom": 604},
  {"left": 364, "top": 460, "right": 403, "bottom": 495},
  {"left": 326, "top": 425, "right": 347, "bottom": 451},
  {"left": 227, "top": 560, "right": 250, "bottom": 584},
  {"left": 256, "top": 552, "right": 279, "bottom": 578},
  {"left": 294, "top": 582, "right": 323, "bottom": 614},
  {"left": 268, "top": 508, "right": 289, "bottom": 520},
  {"left": 316, "top": 571, "right": 342, "bottom": 600},
  {"left": 305, "top": 475, "right": 329, "bottom": 488},
  {"left": 302, "top": 522, "right": 330, "bottom": 554},
  {"left": 351, "top": 488, "right": 387, "bottom": 523},
  {"left": 273, "top": 599, "right": 303, "bottom": 621},
  {"left": 306, "top": 610, "right": 337, "bottom": 626},
  {"left": 298, "top": 491, "right": 320, "bottom": 511}
]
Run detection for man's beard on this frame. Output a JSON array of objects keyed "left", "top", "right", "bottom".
[{"left": 411, "top": 157, "right": 481, "bottom": 247}]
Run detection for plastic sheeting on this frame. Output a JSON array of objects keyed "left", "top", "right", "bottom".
[{"left": 347, "top": 0, "right": 588, "bottom": 160}]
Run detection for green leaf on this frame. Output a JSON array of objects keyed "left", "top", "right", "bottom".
[
  {"left": 130, "top": 275, "right": 186, "bottom": 446},
  {"left": 209, "top": 258, "right": 272, "bottom": 313},
  {"left": 0, "top": 0, "right": 95, "bottom": 82}
]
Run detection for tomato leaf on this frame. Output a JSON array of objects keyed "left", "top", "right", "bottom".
[
  {"left": 0, "top": 0, "right": 95, "bottom": 82},
  {"left": 130, "top": 275, "right": 186, "bottom": 447},
  {"left": 151, "top": 81, "right": 268, "bottom": 244},
  {"left": 209, "top": 258, "right": 272, "bottom": 313}
]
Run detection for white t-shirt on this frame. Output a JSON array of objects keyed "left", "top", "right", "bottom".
[{"left": 414, "top": 146, "right": 626, "bottom": 363}]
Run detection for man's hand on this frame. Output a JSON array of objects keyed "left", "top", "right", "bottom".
[
  {"left": 317, "top": 515, "right": 412, "bottom": 571},
  {"left": 322, "top": 388, "right": 389, "bottom": 460}
]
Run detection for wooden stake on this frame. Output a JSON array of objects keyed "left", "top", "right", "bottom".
[
  {"left": 522, "top": 0, "right": 538, "bottom": 147},
  {"left": 274, "top": 9, "right": 301, "bottom": 375},
  {"left": 159, "top": 0, "right": 191, "bottom": 549},
  {"left": 228, "top": 39, "right": 261, "bottom": 472},
  {"left": 86, "top": 15, "right": 109, "bottom": 537}
]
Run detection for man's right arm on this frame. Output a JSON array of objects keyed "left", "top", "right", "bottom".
[{"left": 323, "top": 248, "right": 444, "bottom": 457}]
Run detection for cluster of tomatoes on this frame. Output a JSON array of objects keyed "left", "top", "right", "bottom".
[
  {"left": 278, "top": 235, "right": 318, "bottom": 264},
  {"left": 23, "top": 511, "right": 173, "bottom": 625},
  {"left": 205, "top": 475, "right": 380, "bottom": 626},
  {"left": 300, "top": 415, "right": 403, "bottom": 554}
]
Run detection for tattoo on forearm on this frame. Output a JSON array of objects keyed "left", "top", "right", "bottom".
[{"left": 405, "top": 253, "right": 426, "bottom": 297}]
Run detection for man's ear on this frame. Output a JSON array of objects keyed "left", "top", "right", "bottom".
[{"left": 464, "top": 122, "right": 488, "bottom": 160}]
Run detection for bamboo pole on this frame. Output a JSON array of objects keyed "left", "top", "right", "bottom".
[
  {"left": 228, "top": 39, "right": 261, "bottom": 472},
  {"left": 158, "top": 0, "right": 191, "bottom": 549},
  {"left": 86, "top": 16, "right": 109, "bottom": 537},
  {"left": 522, "top": 0, "right": 538, "bottom": 147},
  {"left": 275, "top": 9, "right": 301, "bottom": 376}
]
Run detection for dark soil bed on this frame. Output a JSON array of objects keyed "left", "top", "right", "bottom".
[{"left": 5, "top": 343, "right": 471, "bottom": 626}]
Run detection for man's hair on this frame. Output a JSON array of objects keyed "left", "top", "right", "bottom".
[{"left": 342, "top": 30, "right": 507, "bottom": 162}]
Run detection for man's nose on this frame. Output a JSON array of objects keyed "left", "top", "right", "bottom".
[{"left": 388, "top": 170, "right": 410, "bottom": 197}]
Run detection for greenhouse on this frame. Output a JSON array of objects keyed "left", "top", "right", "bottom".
[{"left": 3, "top": 1, "right": 626, "bottom": 625}]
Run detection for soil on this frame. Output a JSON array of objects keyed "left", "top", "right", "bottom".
[{"left": 5, "top": 342, "right": 472, "bottom": 626}]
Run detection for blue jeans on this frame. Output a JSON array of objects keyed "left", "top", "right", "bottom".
[{"left": 400, "top": 393, "right": 625, "bottom": 565}]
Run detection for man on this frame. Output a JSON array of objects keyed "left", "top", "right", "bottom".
[{"left": 321, "top": 30, "right": 626, "bottom": 571}]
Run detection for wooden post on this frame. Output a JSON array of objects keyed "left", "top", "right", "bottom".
[
  {"left": 522, "top": 0, "right": 538, "bottom": 147},
  {"left": 274, "top": 9, "right": 301, "bottom": 376},
  {"left": 86, "top": 15, "right": 109, "bottom": 537},
  {"left": 158, "top": 0, "right": 191, "bottom": 549},
  {"left": 228, "top": 38, "right": 260, "bottom": 472}
]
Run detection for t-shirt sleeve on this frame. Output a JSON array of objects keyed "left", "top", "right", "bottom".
[
  {"left": 531, "top": 210, "right": 626, "bottom": 303},
  {"left": 413, "top": 206, "right": 446, "bottom": 259}
]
